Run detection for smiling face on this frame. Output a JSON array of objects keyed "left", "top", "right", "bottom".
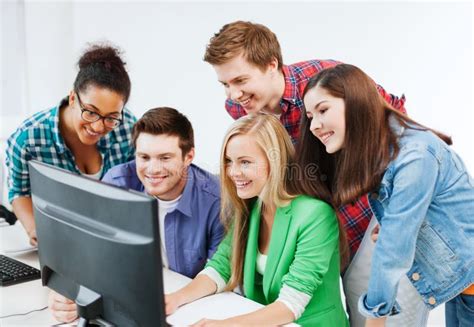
[
  {"left": 213, "top": 54, "right": 282, "bottom": 114},
  {"left": 303, "top": 86, "right": 346, "bottom": 154},
  {"left": 135, "top": 133, "right": 194, "bottom": 201},
  {"left": 225, "top": 134, "right": 269, "bottom": 199},
  {"left": 70, "top": 86, "right": 124, "bottom": 145}
]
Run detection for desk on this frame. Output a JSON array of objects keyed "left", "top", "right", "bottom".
[
  {"left": 0, "top": 225, "right": 264, "bottom": 326},
  {"left": 0, "top": 223, "right": 445, "bottom": 326}
]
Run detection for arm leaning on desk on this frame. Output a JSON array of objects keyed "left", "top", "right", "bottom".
[
  {"left": 1, "top": 263, "right": 263, "bottom": 326},
  {"left": 0, "top": 227, "right": 264, "bottom": 326}
]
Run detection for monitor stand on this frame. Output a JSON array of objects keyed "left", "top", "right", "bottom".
[{"left": 76, "top": 285, "right": 114, "bottom": 327}]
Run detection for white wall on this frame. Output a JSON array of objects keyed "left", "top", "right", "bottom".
[
  {"left": 1, "top": 1, "right": 471, "bottom": 324},
  {"left": 1, "top": 1, "right": 472, "bottom": 175}
]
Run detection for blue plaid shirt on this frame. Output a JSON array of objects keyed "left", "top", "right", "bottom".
[{"left": 6, "top": 97, "right": 137, "bottom": 203}]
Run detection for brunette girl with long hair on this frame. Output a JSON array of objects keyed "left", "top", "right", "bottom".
[{"left": 298, "top": 64, "right": 474, "bottom": 327}]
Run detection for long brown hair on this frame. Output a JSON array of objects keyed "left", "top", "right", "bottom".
[
  {"left": 220, "top": 113, "right": 296, "bottom": 291},
  {"left": 298, "top": 64, "right": 452, "bottom": 208}
]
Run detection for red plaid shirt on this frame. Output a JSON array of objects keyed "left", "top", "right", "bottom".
[{"left": 225, "top": 59, "right": 407, "bottom": 261}]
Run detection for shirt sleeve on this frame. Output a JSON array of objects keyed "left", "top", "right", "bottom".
[
  {"left": 198, "top": 267, "right": 227, "bottom": 293},
  {"left": 204, "top": 228, "right": 233, "bottom": 284},
  {"left": 276, "top": 284, "right": 311, "bottom": 320},
  {"left": 5, "top": 130, "right": 32, "bottom": 202},
  {"left": 206, "top": 199, "right": 225, "bottom": 259},
  {"left": 375, "top": 84, "right": 407, "bottom": 114},
  {"left": 281, "top": 201, "right": 339, "bottom": 296},
  {"left": 358, "top": 145, "right": 439, "bottom": 318}
]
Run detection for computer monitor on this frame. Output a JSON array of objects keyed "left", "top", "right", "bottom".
[{"left": 28, "top": 160, "right": 167, "bottom": 326}]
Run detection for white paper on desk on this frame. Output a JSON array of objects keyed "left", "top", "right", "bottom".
[{"left": 0, "top": 222, "right": 37, "bottom": 254}]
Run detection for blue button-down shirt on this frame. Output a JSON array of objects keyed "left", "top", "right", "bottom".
[{"left": 102, "top": 160, "right": 224, "bottom": 278}]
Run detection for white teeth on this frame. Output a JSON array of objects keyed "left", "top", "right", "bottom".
[
  {"left": 235, "top": 181, "right": 251, "bottom": 188},
  {"left": 86, "top": 129, "right": 100, "bottom": 136},
  {"left": 146, "top": 176, "right": 166, "bottom": 183},
  {"left": 320, "top": 132, "right": 334, "bottom": 143},
  {"left": 239, "top": 97, "right": 251, "bottom": 107}
]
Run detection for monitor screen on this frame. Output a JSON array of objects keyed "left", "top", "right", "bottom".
[{"left": 29, "top": 160, "right": 167, "bottom": 326}]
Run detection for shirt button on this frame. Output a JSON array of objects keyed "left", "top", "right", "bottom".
[
  {"left": 428, "top": 297, "right": 436, "bottom": 305},
  {"left": 412, "top": 273, "right": 420, "bottom": 281}
]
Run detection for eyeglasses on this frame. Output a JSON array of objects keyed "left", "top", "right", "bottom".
[{"left": 75, "top": 92, "right": 123, "bottom": 129}]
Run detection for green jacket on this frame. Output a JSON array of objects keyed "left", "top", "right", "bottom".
[{"left": 206, "top": 195, "right": 348, "bottom": 326}]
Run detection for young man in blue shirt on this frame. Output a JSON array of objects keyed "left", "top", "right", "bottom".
[{"left": 49, "top": 107, "right": 224, "bottom": 323}]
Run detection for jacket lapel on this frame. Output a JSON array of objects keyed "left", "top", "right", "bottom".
[
  {"left": 243, "top": 201, "right": 261, "bottom": 300},
  {"left": 262, "top": 203, "right": 292, "bottom": 298}
]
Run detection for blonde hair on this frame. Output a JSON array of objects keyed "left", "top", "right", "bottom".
[{"left": 220, "top": 113, "right": 295, "bottom": 290}]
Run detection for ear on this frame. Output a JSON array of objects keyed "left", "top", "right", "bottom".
[
  {"left": 267, "top": 58, "right": 279, "bottom": 73},
  {"left": 184, "top": 147, "right": 195, "bottom": 166},
  {"left": 68, "top": 90, "right": 76, "bottom": 107}
]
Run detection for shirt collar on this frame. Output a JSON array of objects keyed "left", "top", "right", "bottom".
[
  {"left": 96, "top": 126, "right": 116, "bottom": 151},
  {"left": 49, "top": 96, "right": 68, "bottom": 154},
  {"left": 280, "top": 65, "right": 299, "bottom": 109}
]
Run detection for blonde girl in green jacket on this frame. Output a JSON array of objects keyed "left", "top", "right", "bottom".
[{"left": 165, "top": 113, "right": 348, "bottom": 326}]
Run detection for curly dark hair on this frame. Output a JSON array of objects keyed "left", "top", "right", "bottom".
[{"left": 73, "top": 42, "right": 131, "bottom": 103}]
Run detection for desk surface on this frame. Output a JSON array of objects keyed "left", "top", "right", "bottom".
[
  {"left": 0, "top": 224, "right": 264, "bottom": 326},
  {"left": 1, "top": 224, "right": 445, "bottom": 326}
]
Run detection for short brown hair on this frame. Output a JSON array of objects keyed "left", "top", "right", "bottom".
[
  {"left": 204, "top": 21, "right": 283, "bottom": 71},
  {"left": 132, "top": 107, "right": 194, "bottom": 156}
]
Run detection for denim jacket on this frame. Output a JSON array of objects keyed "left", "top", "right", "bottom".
[{"left": 358, "top": 118, "right": 474, "bottom": 318}]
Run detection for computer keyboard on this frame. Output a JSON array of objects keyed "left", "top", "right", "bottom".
[{"left": 0, "top": 254, "right": 41, "bottom": 286}]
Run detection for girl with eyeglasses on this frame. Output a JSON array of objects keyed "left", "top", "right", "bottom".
[
  {"left": 297, "top": 64, "right": 474, "bottom": 327},
  {"left": 5, "top": 43, "right": 137, "bottom": 247}
]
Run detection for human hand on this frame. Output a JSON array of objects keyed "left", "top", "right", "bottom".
[
  {"left": 48, "top": 290, "right": 77, "bottom": 323},
  {"left": 365, "top": 317, "right": 386, "bottom": 327},
  {"left": 371, "top": 224, "right": 380, "bottom": 243},
  {"left": 27, "top": 228, "right": 38, "bottom": 247},
  {"left": 165, "top": 292, "right": 184, "bottom": 315}
]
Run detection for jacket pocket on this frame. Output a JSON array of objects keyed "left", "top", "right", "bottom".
[{"left": 415, "top": 222, "right": 457, "bottom": 290}]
